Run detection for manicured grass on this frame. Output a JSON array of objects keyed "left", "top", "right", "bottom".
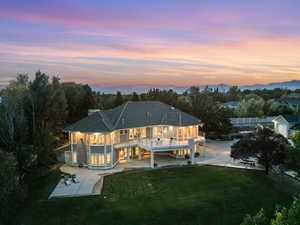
[{"left": 16, "top": 166, "right": 292, "bottom": 225}]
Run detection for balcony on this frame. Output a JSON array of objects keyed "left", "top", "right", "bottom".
[{"left": 113, "top": 136, "right": 205, "bottom": 151}]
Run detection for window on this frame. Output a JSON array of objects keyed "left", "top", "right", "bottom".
[
  {"left": 98, "top": 154, "right": 104, "bottom": 165},
  {"left": 106, "top": 153, "right": 111, "bottom": 164},
  {"left": 120, "top": 129, "right": 128, "bottom": 135},
  {"left": 90, "top": 153, "right": 105, "bottom": 166},
  {"left": 98, "top": 135, "right": 104, "bottom": 145},
  {"left": 153, "top": 127, "right": 162, "bottom": 137},
  {"left": 106, "top": 134, "right": 111, "bottom": 145},
  {"left": 72, "top": 151, "right": 77, "bottom": 163},
  {"left": 71, "top": 133, "right": 77, "bottom": 144},
  {"left": 141, "top": 128, "right": 146, "bottom": 138},
  {"left": 90, "top": 135, "right": 97, "bottom": 145}
]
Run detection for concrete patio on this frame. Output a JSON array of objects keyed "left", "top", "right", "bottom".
[{"left": 49, "top": 173, "right": 102, "bottom": 199}]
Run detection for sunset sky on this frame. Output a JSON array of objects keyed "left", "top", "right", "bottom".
[{"left": 0, "top": 0, "right": 300, "bottom": 86}]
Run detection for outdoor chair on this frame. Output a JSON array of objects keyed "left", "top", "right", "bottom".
[
  {"left": 63, "top": 175, "right": 71, "bottom": 186},
  {"left": 71, "top": 174, "right": 80, "bottom": 183}
]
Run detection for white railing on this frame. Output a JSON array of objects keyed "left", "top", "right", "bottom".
[{"left": 114, "top": 136, "right": 205, "bottom": 151}]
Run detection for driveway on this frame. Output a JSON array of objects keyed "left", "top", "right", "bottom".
[{"left": 197, "top": 139, "right": 262, "bottom": 170}]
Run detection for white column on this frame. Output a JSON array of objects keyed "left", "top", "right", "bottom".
[
  {"left": 87, "top": 134, "right": 91, "bottom": 165},
  {"left": 70, "top": 132, "right": 73, "bottom": 164},
  {"left": 104, "top": 134, "right": 107, "bottom": 166},
  {"left": 203, "top": 141, "right": 206, "bottom": 157},
  {"left": 110, "top": 133, "right": 113, "bottom": 166},
  {"left": 138, "top": 147, "right": 142, "bottom": 160},
  {"left": 127, "top": 148, "right": 130, "bottom": 160},
  {"left": 150, "top": 151, "right": 154, "bottom": 168},
  {"left": 188, "top": 139, "right": 195, "bottom": 164}
]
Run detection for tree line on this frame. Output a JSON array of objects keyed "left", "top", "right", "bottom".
[{"left": 0, "top": 72, "right": 99, "bottom": 223}]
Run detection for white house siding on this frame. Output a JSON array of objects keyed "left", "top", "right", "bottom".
[{"left": 277, "top": 123, "right": 289, "bottom": 138}]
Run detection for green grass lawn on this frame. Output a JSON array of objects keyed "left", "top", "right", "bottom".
[{"left": 16, "top": 166, "right": 292, "bottom": 225}]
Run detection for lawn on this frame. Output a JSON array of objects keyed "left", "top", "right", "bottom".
[{"left": 15, "top": 165, "right": 292, "bottom": 225}]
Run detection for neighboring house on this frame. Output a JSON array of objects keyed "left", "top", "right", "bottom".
[
  {"left": 219, "top": 101, "right": 240, "bottom": 109},
  {"left": 231, "top": 116, "right": 276, "bottom": 132},
  {"left": 273, "top": 114, "right": 300, "bottom": 138},
  {"left": 64, "top": 101, "right": 206, "bottom": 169},
  {"left": 274, "top": 98, "right": 300, "bottom": 112}
]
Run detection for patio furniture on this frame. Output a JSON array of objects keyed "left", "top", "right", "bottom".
[
  {"left": 71, "top": 174, "right": 80, "bottom": 183},
  {"left": 63, "top": 175, "right": 71, "bottom": 186},
  {"left": 240, "top": 160, "right": 256, "bottom": 167}
]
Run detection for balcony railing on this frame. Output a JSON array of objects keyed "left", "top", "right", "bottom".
[{"left": 113, "top": 136, "right": 205, "bottom": 151}]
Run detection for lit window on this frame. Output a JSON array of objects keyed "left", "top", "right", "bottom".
[
  {"left": 98, "top": 154, "right": 104, "bottom": 165},
  {"left": 106, "top": 134, "right": 111, "bottom": 145},
  {"left": 106, "top": 153, "right": 111, "bottom": 163},
  {"left": 72, "top": 151, "right": 77, "bottom": 163},
  {"left": 90, "top": 135, "right": 97, "bottom": 145},
  {"left": 98, "top": 135, "right": 104, "bottom": 145}
]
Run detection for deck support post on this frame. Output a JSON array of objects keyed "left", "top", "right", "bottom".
[
  {"left": 188, "top": 139, "right": 195, "bottom": 165},
  {"left": 127, "top": 148, "right": 130, "bottom": 160},
  {"left": 203, "top": 141, "right": 206, "bottom": 157},
  {"left": 150, "top": 151, "right": 154, "bottom": 168},
  {"left": 138, "top": 148, "right": 142, "bottom": 160}
]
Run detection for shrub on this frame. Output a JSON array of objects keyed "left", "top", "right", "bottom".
[{"left": 184, "top": 154, "right": 190, "bottom": 160}]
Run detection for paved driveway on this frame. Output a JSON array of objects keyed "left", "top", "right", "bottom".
[{"left": 197, "top": 139, "right": 262, "bottom": 170}]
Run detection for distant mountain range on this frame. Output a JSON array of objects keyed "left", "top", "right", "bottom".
[
  {"left": 91, "top": 80, "right": 300, "bottom": 94},
  {"left": 1, "top": 80, "right": 300, "bottom": 94}
]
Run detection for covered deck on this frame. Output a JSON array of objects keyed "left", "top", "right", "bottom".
[{"left": 114, "top": 137, "right": 206, "bottom": 168}]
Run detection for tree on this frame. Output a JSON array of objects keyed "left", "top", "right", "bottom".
[
  {"left": 241, "top": 209, "right": 268, "bottom": 225},
  {"left": 0, "top": 150, "right": 26, "bottom": 224},
  {"left": 284, "top": 145, "right": 300, "bottom": 173},
  {"left": 62, "top": 82, "right": 98, "bottom": 124},
  {"left": 131, "top": 92, "right": 140, "bottom": 101},
  {"left": 114, "top": 91, "right": 124, "bottom": 107},
  {"left": 240, "top": 197, "right": 300, "bottom": 225},
  {"left": 236, "top": 97, "right": 265, "bottom": 117},
  {"left": 0, "top": 79, "right": 34, "bottom": 175},
  {"left": 191, "top": 93, "right": 232, "bottom": 138},
  {"left": 292, "top": 131, "right": 300, "bottom": 147},
  {"left": 231, "top": 126, "right": 288, "bottom": 174},
  {"left": 45, "top": 76, "right": 68, "bottom": 145},
  {"left": 227, "top": 86, "right": 240, "bottom": 101}
]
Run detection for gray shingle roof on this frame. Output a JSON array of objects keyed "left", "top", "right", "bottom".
[
  {"left": 276, "top": 98, "right": 300, "bottom": 105},
  {"left": 219, "top": 101, "right": 240, "bottom": 107},
  {"left": 281, "top": 114, "right": 300, "bottom": 123},
  {"left": 64, "top": 101, "right": 201, "bottom": 133},
  {"left": 291, "top": 123, "right": 300, "bottom": 131}
]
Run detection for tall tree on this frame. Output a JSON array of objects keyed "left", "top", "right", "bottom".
[
  {"left": 28, "top": 71, "right": 54, "bottom": 166},
  {"left": 0, "top": 78, "right": 34, "bottom": 175},
  {"left": 131, "top": 92, "right": 140, "bottom": 101},
  {"left": 114, "top": 91, "right": 124, "bottom": 106},
  {"left": 227, "top": 86, "right": 240, "bottom": 101},
  {"left": 45, "top": 76, "right": 68, "bottom": 145},
  {"left": 0, "top": 151, "right": 26, "bottom": 224},
  {"left": 231, "top": 126, "right": 288, "bottom": 174},
  {"left": 62, "top": 82, "right": 98, "bottom": 124},
  {"left": 191, "top": 93, "right": 232, "bottom": 138}
]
